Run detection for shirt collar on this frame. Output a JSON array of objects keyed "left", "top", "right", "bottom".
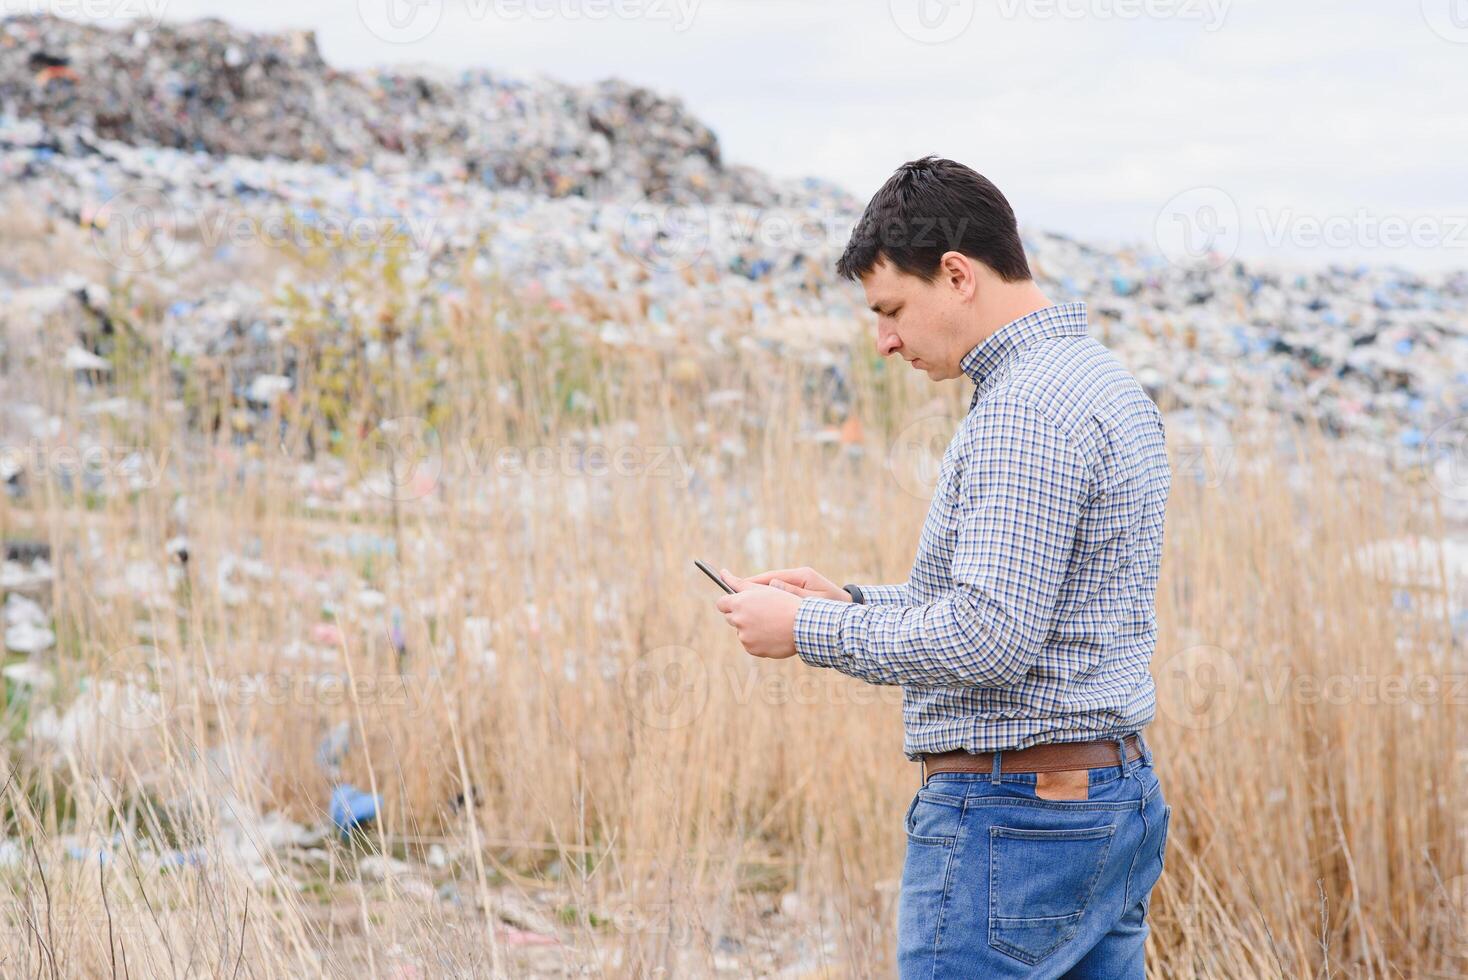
[{"left": 960, "top": 301, "right": 1089, "bottom": 392}]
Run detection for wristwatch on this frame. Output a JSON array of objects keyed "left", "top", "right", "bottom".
[{"left": 842, "top": 584, "right": 864, "bottom": 604}]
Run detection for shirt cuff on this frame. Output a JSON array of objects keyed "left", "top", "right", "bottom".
[
  {"left": 793, "top": 596, "right": 856, "bottom": 669},
  {"left": 853, "top": 583, "right": 906, "bottom": 605}
]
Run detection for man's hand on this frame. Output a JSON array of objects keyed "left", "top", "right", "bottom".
[
  {"left": 714, "top": 569, "right": 803, "bottom": 659},
  {"left": 739, "top": 566, "right": 852, "bottom": 602}
]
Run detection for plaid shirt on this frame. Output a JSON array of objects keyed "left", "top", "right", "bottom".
[{"left": 793, "top": 302, "right": 1170, "bottom": 759}]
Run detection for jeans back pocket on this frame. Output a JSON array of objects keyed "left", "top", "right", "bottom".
[{"left": 988, "top": 823, "right": 1116, "bottom": 966}]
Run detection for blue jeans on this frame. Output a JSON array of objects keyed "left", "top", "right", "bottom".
[{"left": 897, "top": 733, "right": 1171, "bottom": 979}]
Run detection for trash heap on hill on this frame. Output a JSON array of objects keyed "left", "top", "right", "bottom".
[
  {"left": 0, "top": 13, "right": 1465, "bottom": 463},
  {"left": 0, "top": 13, "right": 826, "bottom": 206}
]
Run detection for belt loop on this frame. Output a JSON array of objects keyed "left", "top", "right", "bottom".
[
  {"left": 991, "top": 748, "right": 1003, "bottom": 785},
  {"left": 1139, "top": 731, "right": 1153, "bottom": 765},
  {"left": 1115, "top": 736, "right": 1133, "bottom": 777},
  {"left": 921, "top": 756, "right": 929, "bottom": 788}
]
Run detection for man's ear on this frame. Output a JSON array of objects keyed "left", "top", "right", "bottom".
[{"left": 939, "top": 250, "right": 978, "bottom": 301}]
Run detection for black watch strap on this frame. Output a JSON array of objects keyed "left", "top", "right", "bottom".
[{"left": 842, "top": 584, "right": 864, "bottom": 604}]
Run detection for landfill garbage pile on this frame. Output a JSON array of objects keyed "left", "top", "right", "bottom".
[
  {"left": 1029, "top": 235, "right": 1468, "bottom": 453},
  {"left": 0, "top": 13, "right": 1464, "bottom": 462},
  {"left": 0, "top": 14, "right": 832, "bottom": 206}
]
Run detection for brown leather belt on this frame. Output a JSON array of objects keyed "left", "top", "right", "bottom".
[{"left": 920, "top": 734, "right": 1144, "bottom": 784}]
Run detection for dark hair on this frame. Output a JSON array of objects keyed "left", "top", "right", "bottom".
[{"left": 835, "top": 156, "right": 1031, "bottom": 284}]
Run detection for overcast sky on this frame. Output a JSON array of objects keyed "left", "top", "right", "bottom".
[{"left": 67, "top": 0, "right": 1468, "bottom": 271}]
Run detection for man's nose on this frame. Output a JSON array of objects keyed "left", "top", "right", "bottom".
[{"left": 876, "top": 323, "right": 901, "bottom": 357}]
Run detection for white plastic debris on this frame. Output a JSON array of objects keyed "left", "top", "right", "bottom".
[
  {"left": 4, "top": 593, "right": 54, "bottom": 653},
  {"left": 63, "top": 346, "right": 111, "bottom": 371}
]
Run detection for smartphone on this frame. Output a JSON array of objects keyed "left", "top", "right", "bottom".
[{"left": 693, "top": 559, "right": 735, "bottom": 594}]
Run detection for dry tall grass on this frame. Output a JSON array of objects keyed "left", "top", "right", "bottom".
[{"left": 0, "top": 254, "right": 1463, "bottom": 978}]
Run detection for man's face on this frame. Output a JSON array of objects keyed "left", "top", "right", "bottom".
[{"left": 859, "top": 256, "right": 966, "bottom": 381}]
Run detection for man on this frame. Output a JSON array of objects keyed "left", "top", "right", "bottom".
[{"left": 714, "top": 156, "right": 1172, "bottom": 978}]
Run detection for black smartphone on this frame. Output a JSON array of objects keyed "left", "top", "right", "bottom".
[{"left": 693, "top": 559, "right": 735, "bottom": 594}]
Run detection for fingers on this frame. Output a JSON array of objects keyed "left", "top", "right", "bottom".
[
  {"left": 742, "top": 567, "right": 809, "bottom": 587},
  {"left": 770, "top": 580, "right": 816, "bottom": 597},
  {"left": 721, "top": 568, "right": 752, "bottom": 592}
]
